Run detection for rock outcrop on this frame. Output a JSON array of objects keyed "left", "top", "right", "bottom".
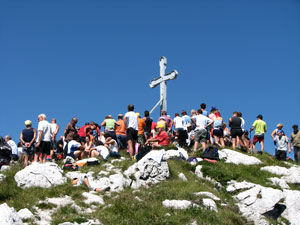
[
  {"left": 14, "top": 162, "right": 66, "bottom": 188},
  {"left": 219, "top": 149, "right": 262, "bottom": 165},
  {"left": 0, "top": 203, "right": 23, "bottom": 225}
]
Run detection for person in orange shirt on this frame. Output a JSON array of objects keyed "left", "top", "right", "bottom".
[
  {"left": 136, "top": 113, "right": 146, "bottom": 145},
  {"left": 115, "top": 114, "right": 127, "bottom": 149}
]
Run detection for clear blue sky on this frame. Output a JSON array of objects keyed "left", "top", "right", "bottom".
[{"left": 1, "top": 0, "right": 299, "bottom": 156}]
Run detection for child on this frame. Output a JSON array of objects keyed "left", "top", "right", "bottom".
[{"left": 274, "top": 130, "right": 291, "bottom": 161}]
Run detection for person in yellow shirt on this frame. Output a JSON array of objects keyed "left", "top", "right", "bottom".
[{"left": 250, "top": 114, "right": 267, "bottom": 153}]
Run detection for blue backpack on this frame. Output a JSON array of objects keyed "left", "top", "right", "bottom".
[{"left": 203, "top": 147, "right": 219, "bottom": 160}]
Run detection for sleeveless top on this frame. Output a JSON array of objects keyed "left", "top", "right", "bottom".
[
  {"left": 231, "top": 117, "right": 242, "bottom": 130},
  {"left": 213, "top": 119, "right": 223, "bottom": 130},
  {"left": 22, "top": 128, "right": 34, "bottom": 142}
]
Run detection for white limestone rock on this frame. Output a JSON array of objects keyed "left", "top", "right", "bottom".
[
  {"left": 202, "top": 198, "right": 218, "bottom": 212},
  {"left": 82, "top": 192, "right": 105, "bottom": 205},
  {"left": 226, "top": 180, "right": 256, "bottom": 193},
  {"left": 268, "top": 177, "right": 290, "bottom": 189},
  {"left": 0, "top": 165, "right": 11, "bottom": 171},
  {"left": 135, "top": 196, "right": 143, "bottom": 202},
  {"left": 260, "top": 166, "right": 289, "bottom": 176},
  {"left": 282, "top": 189, "right": 300, "bottom": 225},
  {"left": 162, "top": 200, "right": 198, "bottom": 210},
  {"left": 0, "top": 173, "right": 6, "bottom": 182},
  {"left": 17, "top": 208, "right": 34, "bottom": 220},
  {"left": 194, "top": 192, "right": 220, "bottom": 201},
  {"left": 58, "top": 219, "right": 102, "bottom": 225},
  {"left": 219, "top": 149, "right": 262, "bottom": 165},
  {"left": 163, "top": 148, "right": 188, "bottom": 161},
  {"left": 195, "top": 165, "right": 204, "bottom": 179},
  {"left": 261, "top": 165, "right": 300, "bottom": 184},
  {"left": 0, "top": 203, "right": 23, "bottom": 225},
  {"left": 178, "top": 173, "right": 188, "bottom": 182},
  {"left": 14, "top": 162, "right": 66, "bottom": 189}
]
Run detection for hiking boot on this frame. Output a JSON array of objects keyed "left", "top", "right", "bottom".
[{"left": 102, "top": 186, "right": 111, "bottom": 192}]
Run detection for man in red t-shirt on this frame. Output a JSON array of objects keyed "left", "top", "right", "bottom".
[{"left": 145, "top": 124, "right": 169, "bottom": 148}]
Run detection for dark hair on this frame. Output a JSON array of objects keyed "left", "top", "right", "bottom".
[
  {"left": 181, "top": 110, "right": 187, "bottom": 116},
  {"left": 257, "top": 114, "right": 263, "bottom": 120},
  {"left": 85, "top": 122, "right": 89, "bottom": 125},
  {"left": 128, "top": 104, "right": 134, "bottom": 111},
  {"left": 160, "top": 110, "right": 167, "bottom": 116},
  {"left": 200, "top": 103, "right": 206, "bottom": 109},
  {"left": 292, "top": 124, "right": 298, "bottom": 129},
  {"left": 74, "top": 135, "right": 80, "bottom": 141},
  {"left": 237, "top": 112, "right": 242, "bottom": 117},
  {"left": 175, "top": 113, "right": 180, "bottom": 117},
  {"left": 197, "top": 109, "right": 202, "bottom": 114},
  {"left": 144, "top": 110, "right": 149, "bottom": 117},
  {"left": 104, "top": 133, "right": 112, "bottom": 139}
]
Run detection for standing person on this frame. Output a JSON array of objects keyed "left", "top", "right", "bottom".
[
  {"left": 271, "top": 123, "right": 285, "bottom": 140},
  {"left": 19, "top": 120, "right": 36, "bottom": 166},
  {"left": 181, "top": 110, "right": 191, "bottom": 130},
  {"left": 190, "top": 109, "right": 197, "bottom": 130},
  {"left": 250, "top": 115, "right": 267, "bottom": 153},
  {"left": 115, "top": 114, "right": 127, "bottom": 149},
  {"left": 212, "top": 112, "right": 225, "bottom": 148},
  {"left": 78, "top": 122, "right": 96, "bottom": 144},
  {"left": 173, "top": 113, "right": 184, "bottom": 131},
  {"left": 159, "top": 110, "right": 173, "bottom": 133},
  {"left": 136, "top": 113, "right": 146, "bottom": 145},
  {"left": 101, "top": 115, "right": 118, "bottom": 141},
  {"left": 50, "top": 118, "right": 60, "bottom": 159},
  {"left": 200, "top": 103, "right": 208, "bottom": 117},
  {"left": 274, "top": 130, "right": 291, "bottom": 160},
  {"left": 193, "top": 109, "right": 213, "bottom": 152},
  {"left": 143, "top": 110, "right": 153, "bottom": 141},
  {"left": 229, "top": 112, "right": 245, "bottom": 150},
  {"left": 291, "top": 124, "right": 300, "bottom": 164},
  {"left": 64, "top": 117, "right": 78, "bottom": 158},
  {"left": 35, "top": 114, "right": 52, "bottom": 164},
  {"left": 124, "top": 104, "right": 138, "bottom": 160}
]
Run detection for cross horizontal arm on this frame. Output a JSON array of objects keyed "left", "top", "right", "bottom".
[
  {"left": 162, "top": 70, "right": 178, "bottom": 81},
  {"left": 149, "top": 77, "right": 163, "bottom": 88}
]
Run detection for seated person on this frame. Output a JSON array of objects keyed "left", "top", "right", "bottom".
[
  {"left": 90, "top": 141, "right": 110, "bottom": 161},
  {"left": 84, "top": 134, "right": 95, "bottom": 158},
  {"left": 104, "top": 134, "right": 120, "bottom": 157},
  {"left": 145, "top": 124, "right": 169, "bottom": 148},
  {"left": 66, "top": 135, "right": 84, "bottom": 160},
  {"left": 72, "top": 174, "right": 110, "bottom": 192},
  {"left": 186, "top": 123, "right": 195, "bottom": 148}
]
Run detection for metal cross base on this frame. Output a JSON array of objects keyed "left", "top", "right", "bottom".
[{"left": 149, "top": 56, "right": 178, "bottom": 114}]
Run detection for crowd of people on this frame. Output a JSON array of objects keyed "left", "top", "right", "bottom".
[{"left": 1, "top": 103, "right": 300, "bottom": 168}]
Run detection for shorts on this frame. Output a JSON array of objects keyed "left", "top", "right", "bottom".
[
  {"left": 213, "top": 129, "right": 224, "bottom": 137},
  {"left": 22, "top": 145, "right": 35, "bottom": 155},
  {"left": 253, "top": 135, "right": 264, "bottom": 143},
  {"left": 126, "top": 128, "right": 138, "bottom": 141},
  {"left": 231, "top": 129, "right": 243, "bottom": 138},
  {"left": 35, "top": 141, "right": 51, "bottom": 155},
  {"left": 194, "top": 129, "right": 207, "bottom": 143}
]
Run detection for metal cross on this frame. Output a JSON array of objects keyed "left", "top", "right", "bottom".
[{"left": 149, "top": 56, "right": 178, "bottom": 114}]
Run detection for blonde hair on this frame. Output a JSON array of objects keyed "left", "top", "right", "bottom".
[{"left": 277, "top": 123, "right": 283, "bottom": 128}]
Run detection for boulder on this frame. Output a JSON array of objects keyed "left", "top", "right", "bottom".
[
  {"left": 163, "top": 148, "right": 188, "bottom": 161},
  {"left": 162, "top": 200, "right": 198, "bottom": 209},
  {"left": 219, "top": 149, "right": 262, "bottom": 165},
  {"left": 261, "top": 165, "right": 300, "bottom": 184},
  {"left": 226, "top": 180, "right": 256, "bottom": 193},
  {"left": 0, "top": 165, "right": 11, "bottom": 171},
  {"left": 282, "top": 190, "right": 300, "bottom": 225},
  {"left": 0, "top": 203, "right": 23, "bottom": 225},
  {"left": 14, "top": 163, "right": 66, "bottom": 188},
  {"left": 82, "top": 192, "right": 105, "bottom": 205},
  {"left": 202, "top": 198, "right": 218, "bottom": 212},
  {"left": 17, "top": 208, "right": 34, "bottom": 220}
]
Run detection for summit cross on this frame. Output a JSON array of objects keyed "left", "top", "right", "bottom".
[{"left": 149, "top": 56, "right": 178, "bottom": 114}]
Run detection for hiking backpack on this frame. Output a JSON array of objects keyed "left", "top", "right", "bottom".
[{"left": 203, "top": 146, "right": 219, "bottom": 160}]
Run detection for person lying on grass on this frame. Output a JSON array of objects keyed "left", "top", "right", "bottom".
[{"left": 72, "top": 174, "right": 110, "bottom": 192}]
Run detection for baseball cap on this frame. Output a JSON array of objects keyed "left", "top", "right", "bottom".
[
  {"left": 136, "top": 112, "right": 140, "bottom": 117},
  {"left": 25, "top": 120, "right": 32, "bottom": 126},
  {"left": 156, "top": 124, "right": 165, "bottom": 129}
]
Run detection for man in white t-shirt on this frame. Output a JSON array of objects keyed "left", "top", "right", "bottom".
[
  {"left": 173, "top": 113, "right": 184, "bottom": 131},
  {"left": 124, "top": 104, "right": 138, "bottom": 160},
  {"left": 35, "top": 114, "right": 52, "bottom": 163},
  {"left": 193, "top": 109, "right": 213, "bottom": 152},
  {"left": 275, "top": 130, "right": 291, "bottom": 161}
]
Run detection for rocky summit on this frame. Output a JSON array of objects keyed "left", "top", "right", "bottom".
[{"left": 1, "top": 148, "right": 300, "bottom": 225}]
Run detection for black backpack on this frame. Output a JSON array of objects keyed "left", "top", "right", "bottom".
[
  {"left": 136, "top": 145, "right": 152, "bottom": 161},
  {"left": 203, "top": 146, "right": 219, "bottom": 160}
]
